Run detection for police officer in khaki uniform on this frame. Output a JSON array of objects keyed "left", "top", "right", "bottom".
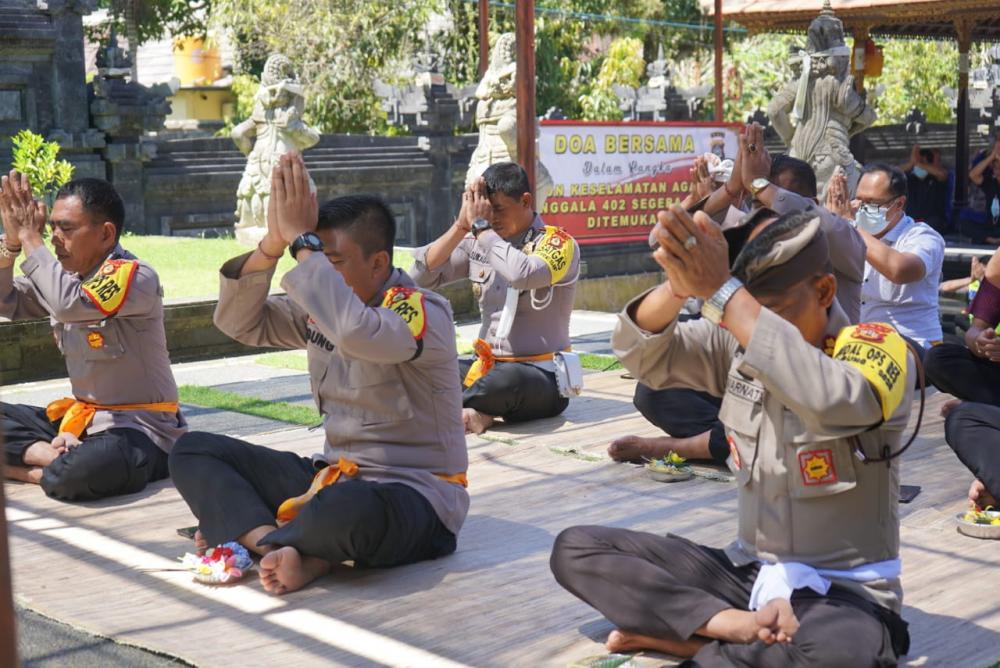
[
  {"left": 170, "top": 153, "right": 469, "bottom": 595},
  {"left": 412, "top": 162, "right": 580, "bottom": 434},
  {"left": 551, "top": 206, "right": 914, "bottom": 666},
  {"left": 0, "top": 173, "right": 186, "bottom": 500}
]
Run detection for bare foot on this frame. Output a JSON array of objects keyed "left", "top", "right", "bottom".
[
  {"left": 754, "top": 598, "right": 799, "bottom": 645},
  {"left": 258, "top": 546, "right": 331, "bottom": 595},
  {"left": 970, "top": 479, "right": 999, "bottom": 509},
  {"left": 4, "top": 465, "right": 43, "bottom": 484},
  {"left": 463, "top": 408, "right": 496, "bottom": 435},
  {"left": 605, "top": 628, "right": 706, "bottom": 657},
  {"left": 193, "top": 529, "right": 207, "bottom": 555},
  {"left": 608, "top": 430, "right": 712, "bottom": 463},
  {"left": 22, "top": 440, "right": 64, "bottom": 467},
  {"left": 941, "top": 399, "right": 962, "bottom": 418}
]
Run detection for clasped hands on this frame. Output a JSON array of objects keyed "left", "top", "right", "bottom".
[
  {"left": 454, "top": 177, "right": 493, "bottom": 233},
  {"left": 651, "top": 204, "right": 732, "bottom": 300},
  {"left": 261, "top": 152, "right": 318, "bottom": 256},
  {"left": 0, "top": 169, "right": 48, "bottom": 249}
]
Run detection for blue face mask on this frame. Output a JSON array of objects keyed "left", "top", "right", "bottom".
[
  {"left": 992, "top": 197, "right": 1000, "bottom": 221},
  {"left": 854, "top": 203, "right": 893, "bottom": 236},
  {"left": 912, "top": 165, "right": 928, "bottom": 180}
]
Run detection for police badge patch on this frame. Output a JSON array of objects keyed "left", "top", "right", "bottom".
[
  {"left": 530, "top": 226, "right": 574, "bottom": 284},
  {"left": 382, "top": 286, "right": 427, "bottom": 340},
  {"left": 798, "top": 449, "right": 837, "bottom": 485},
  {"left": 81, "top": 259, "right": 139, "bottom": 316}
]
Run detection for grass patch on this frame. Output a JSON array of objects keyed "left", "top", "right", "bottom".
[
  {"left": 18, "top": 233, "right": 414, "bottom": 300},
  {"left": 255, "top": 351, "right": 308, "bottom": 371},
  {"left": 579, "top": 353, "right": 623, "bottom": 371},
  {"left": 178, "top": 384, "right": 319, "bottom": 426}
]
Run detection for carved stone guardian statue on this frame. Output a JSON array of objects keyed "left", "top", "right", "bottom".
[
  {"left": 465, "top": 33, "right": 553, "bottom": 212},
  {"left": 232, "top": 54, "right": 320, "bottom": 246},
  {"left": 767, "top": 1, "right": 875, "bottom": 196}
]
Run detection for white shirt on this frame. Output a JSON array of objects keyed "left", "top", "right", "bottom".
[{"left": 861, "top": 215, "right": 944, "bottom": 347}]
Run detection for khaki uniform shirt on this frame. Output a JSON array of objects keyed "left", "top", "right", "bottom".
[
  {"left": 411, "top": 215, "right": 580, "bottom": 357},
  {"left": 0, "top": 245, "right": 186, "bottom": 452},
  {"left": 215, "top": 253, "right": 469, "bottom": 535},
  {"left": 612, "top": 295, "right": 914, "bottom": 613}
]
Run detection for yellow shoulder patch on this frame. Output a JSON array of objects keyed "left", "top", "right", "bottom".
[
  {"left": 529, "top": 225, "right": 575, "bottom": 284},
  {"left": 81, "top": 259, "right": 139, "bottom": 316},
  {"left": 382, "top": 286, "right": 427, "bottom": 340},
  {"left": 831, "top": 322, "right": 908, "bottom": 421}
]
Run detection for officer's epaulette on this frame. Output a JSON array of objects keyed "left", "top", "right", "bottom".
[
  {"left": 81, "top": 259, "right": 139, "bottom": 316},
  {"left": 831, "top": 322, "right": 908, "bottom": 421}
]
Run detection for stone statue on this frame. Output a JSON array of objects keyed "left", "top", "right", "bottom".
[
  {"left": 465, "top": 33, "right": 553, "bottom": 213},
  {"left": 232, "top": 54, "right": 320, "bottom": 246},
  {"left": 767, "top": 1, "right": 875, "bottom": 197}
]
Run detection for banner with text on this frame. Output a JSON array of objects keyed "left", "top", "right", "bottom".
[{"left": 538, "top": 121, "right": 739, "bottom": 245}]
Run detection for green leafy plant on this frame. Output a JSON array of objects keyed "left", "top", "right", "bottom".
[
  {"left": 579, "top": 36, "right": 646, "bottom": 121},
  {"left": 10, "top": 130, "right": 74, "bottom": 204}
]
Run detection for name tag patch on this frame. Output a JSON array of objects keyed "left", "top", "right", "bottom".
[
  {"left": 382, "top": 286, "right": 427, "bottom": 340},
  {"left": 81, "top": 259, "right": 138, "bottom": 316},
  {"left": 727, "top": 375, "right": 763, "bottom": 403},
  {"left": 799, "top": 448, "right": 837, "bottom": 485},
  {"left": 306, "top": 318, "right": 334, "bottom": 352}
]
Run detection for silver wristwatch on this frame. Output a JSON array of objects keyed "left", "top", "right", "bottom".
[{"left": 700, "top": 277, "right": 744, "bottom": 325}]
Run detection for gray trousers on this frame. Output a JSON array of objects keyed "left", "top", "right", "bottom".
[{"left": 550, "top": 526, "right": 905, "bottom": 667}]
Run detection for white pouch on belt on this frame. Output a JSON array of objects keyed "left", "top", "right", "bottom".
[{"left": 553, "top": 351, "right": 584, "bottom": 398}]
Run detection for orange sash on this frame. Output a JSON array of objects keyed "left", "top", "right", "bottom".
[
  {"left": 462, "top": 338, "right": 560, "bottom": 388},
  {"left": 45, "top": 398, "right": 180, "bottom": 438},
  {"left": 276, "top": 457, "right": 469, "bottom": 524}
]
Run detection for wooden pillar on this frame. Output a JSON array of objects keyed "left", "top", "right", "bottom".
[
  {"left": 713, "top": 0, "right": 723, "bottom": 122},
  {"left": 955, "top": 20, "right": 973, "bottom": 209},
  {"left": 478, "top": 0, "right": 489, "bottom": 77},
  {"left": 0, "top": 434, "right": 20, "bottom": 668},
  {"left": 852, "top": 25, "right": 870, "bottom": 94},
  {"left": 516, "top": 0, "right": 536, "bottom": 195}
]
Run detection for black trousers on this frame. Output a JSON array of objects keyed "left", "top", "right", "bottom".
[
  {"left": 458, "top": 358, "right": 568, "bottom": 422},
  {"left": 633, "top": 384, "right": 729, "bottom": 464},
  {"left": 169, "top": 431, "right": 456, "bottom": 568},
  {"left": 924, "top": 344, "right": 1000, "bottom": 405},
  {"left": 1, "top": 402, "right": 169, "bottom": 501},
  {"left": 550, "top": 526, "right": 905, "bottom": 667},
  {"left": 945, "top": 402, "right": 1000, "bottom": 501}
]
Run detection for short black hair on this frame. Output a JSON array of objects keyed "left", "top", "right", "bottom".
[
  {"left": 861, "top": 162, "right": 908, "bottom": 199},
  {"left": 769, "top": 154, "right": 817, "bottom": 199},
  {"left": 316, "top": 194, "right": 395, "bottom": 258},
  {"left": 55, "top": 178, "right": 126, "bottom": 241},
  {"left": 732, "top": 210, "right": 832, "bottom": 284},
  {"left": 482, "top": 162, "right": 531, "bottom": 199}
]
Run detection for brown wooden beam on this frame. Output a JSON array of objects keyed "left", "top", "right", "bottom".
[
  {"left": 478, "top": 0, "right": 490, "bottom": 78},
  {"left": 516, "top": 0, "right": 537, "bottom": 197},
  {"left": 954, "top": 19, "right": 973, "bottom": 209},
  {"left": 714, "top": 0, "right": 724, "bottom": 122},
  {"left": 0, "top": 432, "right": 20, "bottom": 668}
]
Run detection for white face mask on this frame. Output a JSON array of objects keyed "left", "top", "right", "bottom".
[
  {"left": 991, "top": 197, "right": 1000, "bottom": 221},
  {"left": 854, "top": 201, "right": 895, "bottom": 236}
]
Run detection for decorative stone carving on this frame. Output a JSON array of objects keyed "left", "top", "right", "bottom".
[
  {"left": 612, "top": 45, "right": 709, "bottom": 122},
  {"left": 767, "top": 1, "right": 875, "bottom": 196},
  {"left": 231, "top": 54, "right": 320, "bottom": 246},
  {"left": 373, "top": 48, "right": 463, "bottom": 135},
  {"left": 465, "top": 33, "right": 553, "bottom": 212}
]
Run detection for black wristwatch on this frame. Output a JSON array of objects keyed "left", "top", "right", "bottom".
[
  {"left": 289, "top": 232, "right": 323, "bottom": 259},
  {"left": 471, "top": 218, "right": 491, "bottom": 238}
]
